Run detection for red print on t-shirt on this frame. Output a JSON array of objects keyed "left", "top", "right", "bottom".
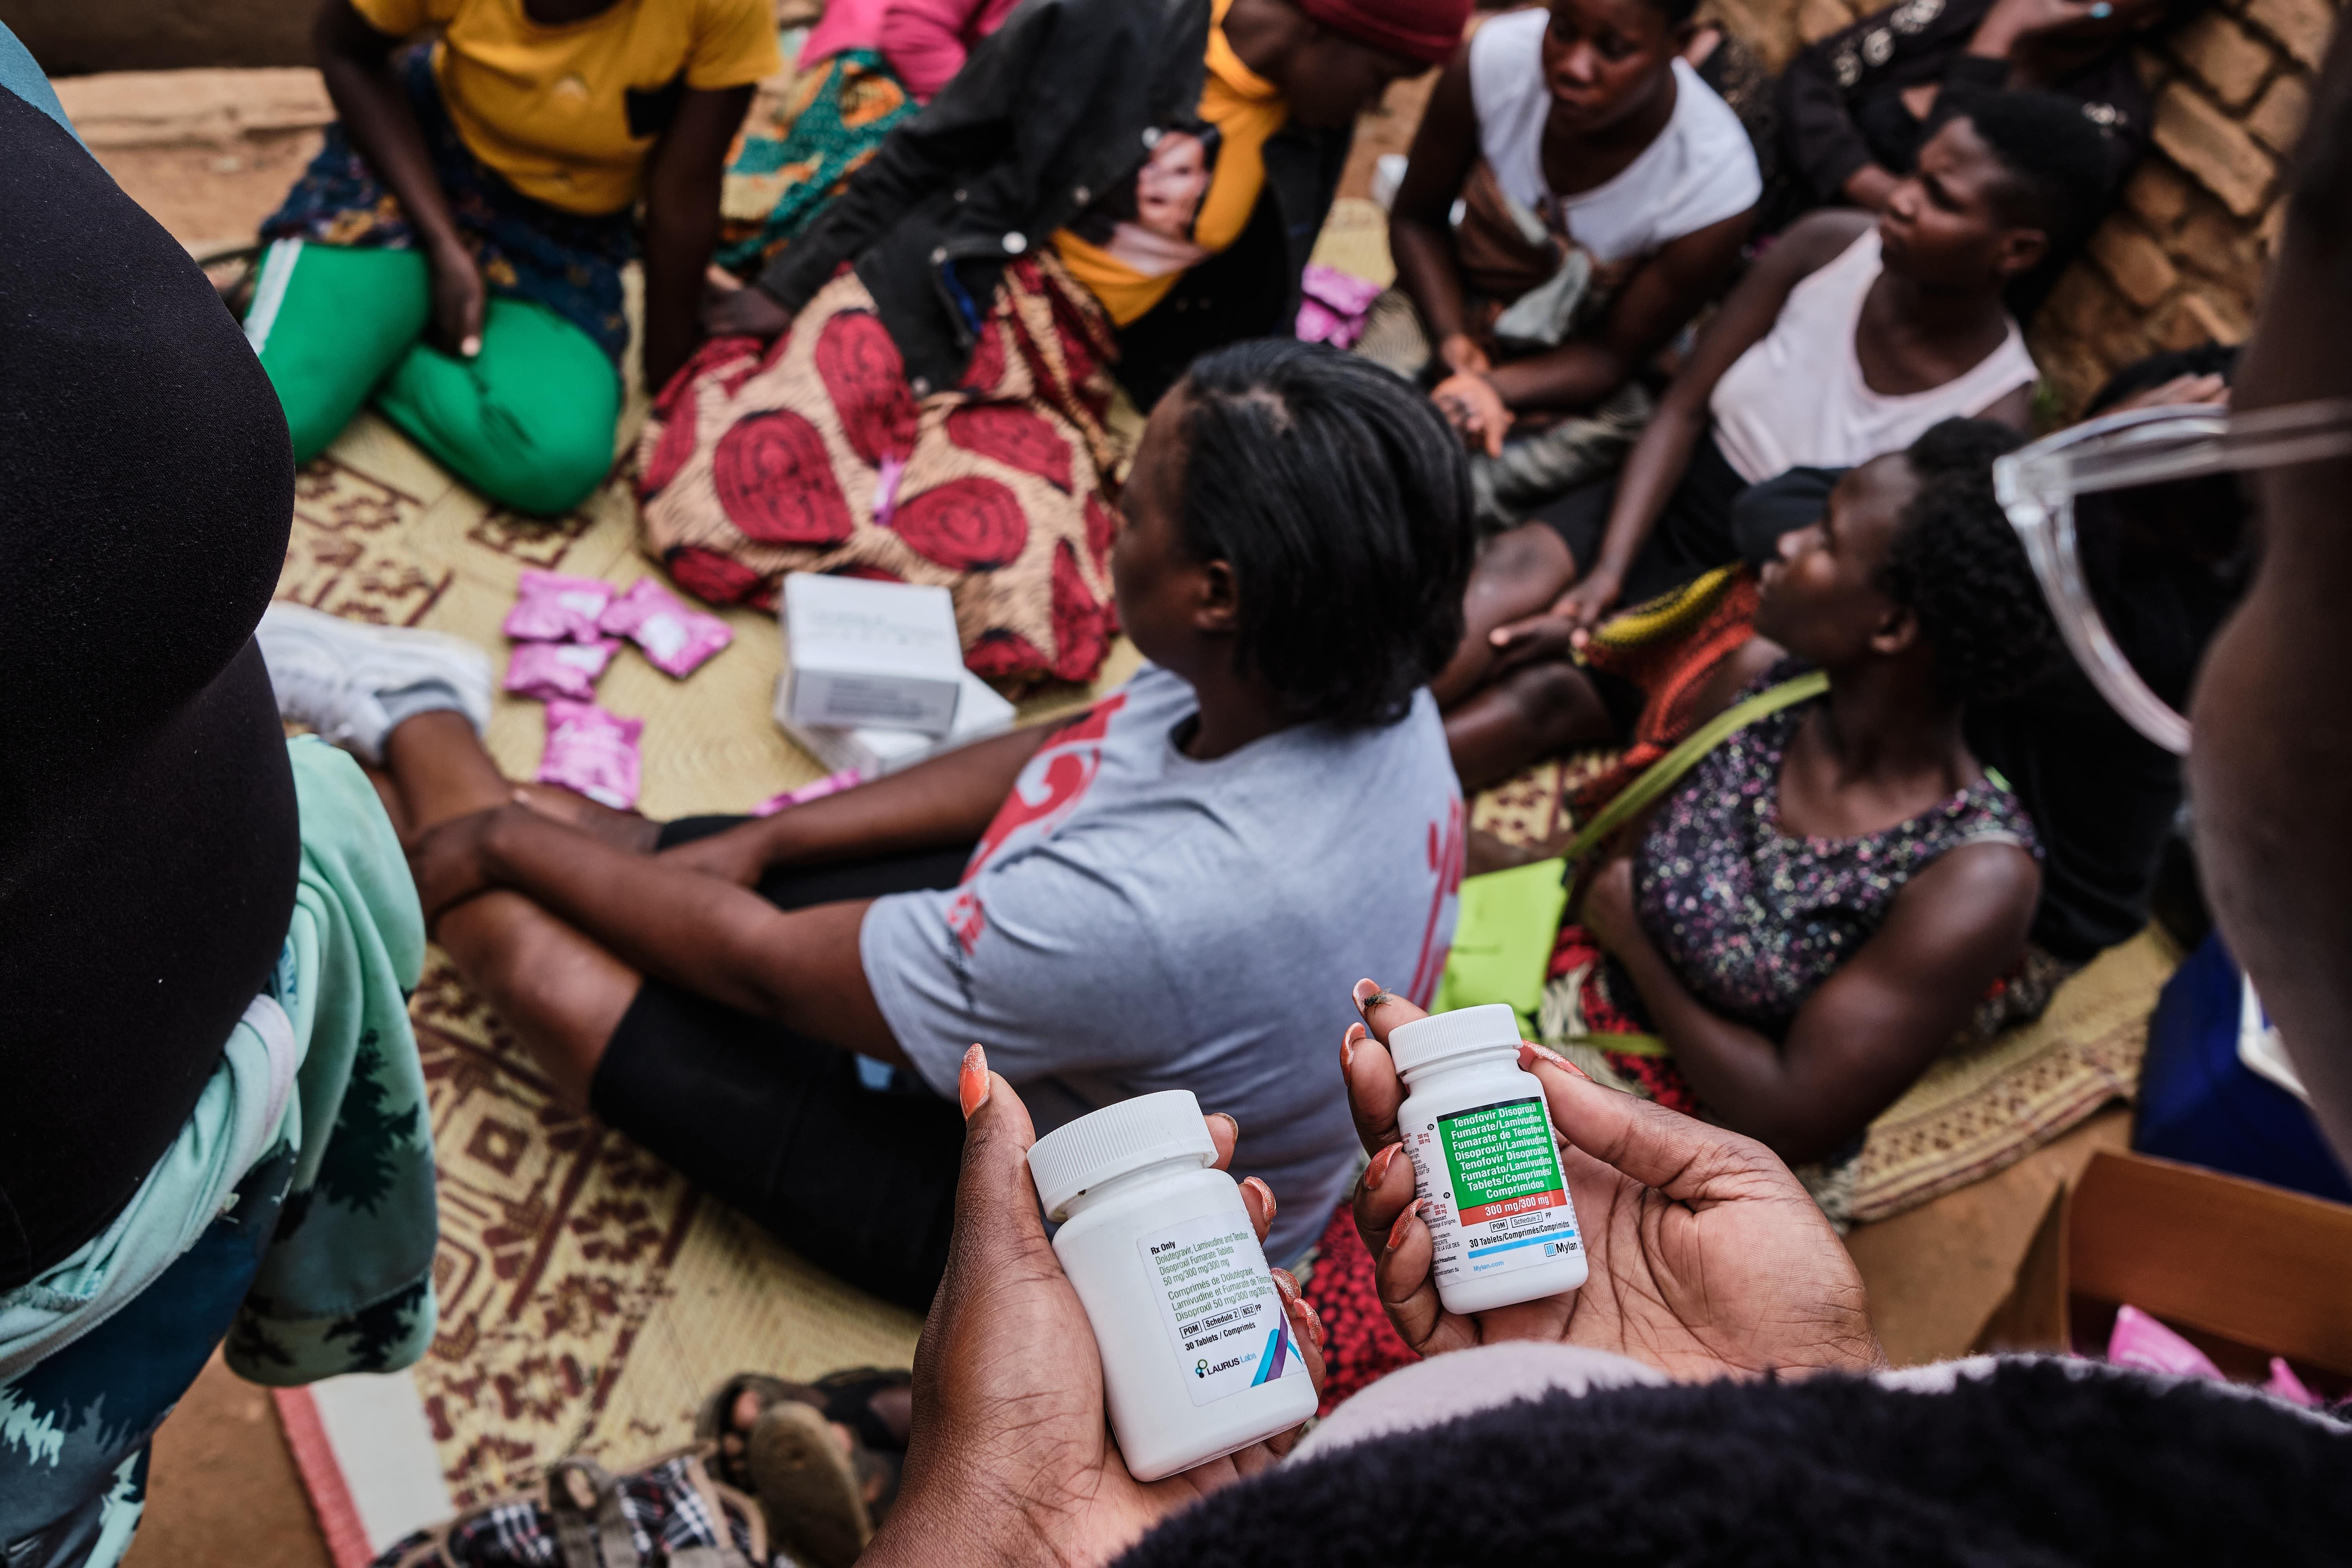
[
  {"left": 1404, "top": 798, "right": 1466, "bottom": 1006},
  {"left": 944, "top": 693, "right": 1129, "bottom": 953}
]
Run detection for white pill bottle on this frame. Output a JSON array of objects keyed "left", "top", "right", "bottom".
[
  {"left": 1390, "top": 1003, "right": 1590, "bottom": 1314},
  {"left": 1027, "top": 1090, "right": 1318, "bottom": 1481}
]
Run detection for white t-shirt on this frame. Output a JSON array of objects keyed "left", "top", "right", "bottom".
[
  {"left": 1709, "top": 228, "right": 2039, "bottom": 483},
  {"left": 860, "top": 665, "right": 1466, "bottom": 1264},
  {"left": 1468, "top": 11, "right": 1761, "bottom": 265}
]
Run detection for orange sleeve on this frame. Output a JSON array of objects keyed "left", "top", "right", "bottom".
[{"left": 686, "top": 0, "right": 785, "bottom": 91}]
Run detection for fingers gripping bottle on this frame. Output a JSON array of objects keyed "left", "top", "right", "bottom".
[
  {"left": 1027, "top": 1091, "right": 1318, "bottom": 1481},
  {"left": 1389, "top": 1004, "right": 1589, "bottom": 1313}
]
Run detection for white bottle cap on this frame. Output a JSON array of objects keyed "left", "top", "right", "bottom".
[
  {"left": 1385, "top": 1003, "right": 1526, "bottom": 1077},
  {"left": 1027, "top": 1089, "right": 1218, "bottom": 1222}
]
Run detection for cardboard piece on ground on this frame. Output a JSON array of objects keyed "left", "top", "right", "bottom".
[{"left": 1973, "top": 1149, "right": 2352, "bottom": 1393}]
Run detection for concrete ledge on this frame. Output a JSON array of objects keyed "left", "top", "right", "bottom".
[{"left": 53, "top": 67, "right": 332, "bottom": 148}]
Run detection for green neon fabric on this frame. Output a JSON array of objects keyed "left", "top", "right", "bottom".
[{"left": 246, "top": 239, "right": 619, "bottom": 515}]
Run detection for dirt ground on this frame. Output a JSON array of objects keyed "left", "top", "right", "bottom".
[{"left": 88, "top": 63, "right": 2132, "bottom": 1568}]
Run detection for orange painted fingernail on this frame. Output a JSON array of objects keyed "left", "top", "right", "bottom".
[
  {"left": 1296, "top": 1297, "right": 1326, "bottom": 1350},
  {"left": 1522, "top": 1042, "right": 1589, "bottom": 1080},
  {"left": 957, "top": 1044, "right": 990, "bottom": 1118},
  {"left": 1352, "top": 978, "right": 1382, "bottom": 1012},
  {"left": 1270, "top": 1267, "right": 1300, "bottom": 1302},
  {"left": 1242, "top": 1176, "right": 1277, "bottom": 1223},
  {"left": 1385, "top": 1198, "right": 1421, "bottom": 1253}
]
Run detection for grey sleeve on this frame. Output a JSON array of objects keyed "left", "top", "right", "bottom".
[{"left": 859, "top": 861, "right": 1189, "bottom": 1099}]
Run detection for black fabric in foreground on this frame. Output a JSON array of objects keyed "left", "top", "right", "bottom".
[
  {"left": 1118, "top": 1359, "right": 2352, "bottom": 1568},
  {"left": 0, "top": 87, "right": 300, "bottom": 1287},
  {"left": 591, "top": 822, "right": 976, "bottom": 1310}
]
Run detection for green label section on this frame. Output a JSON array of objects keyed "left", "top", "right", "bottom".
[{"left": 1437, "top": 1097, "right": 1567, "bottom": 1223}]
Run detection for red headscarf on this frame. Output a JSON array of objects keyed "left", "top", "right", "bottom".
[{"left": 1295, "top": 0, "right": 1472, "bottom": 65}]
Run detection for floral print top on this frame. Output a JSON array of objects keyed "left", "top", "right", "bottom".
[{"left": 1633, "top": 661, "right": 2039, "bottom": 1038}]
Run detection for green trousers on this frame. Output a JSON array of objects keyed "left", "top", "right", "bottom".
[{"left": 243, "top": 239, "right": 621, "bottom": 516}]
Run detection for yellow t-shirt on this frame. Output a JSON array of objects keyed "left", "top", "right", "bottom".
[
  {"left": 1051, "top": 0, "right": 1289, "bottom": 326},
  {"left": 353, "top": 0, "right": 782, "bottom": 214}
]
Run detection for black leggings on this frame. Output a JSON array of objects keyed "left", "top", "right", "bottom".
[
  {"left": 1529, "top": 431, "right": 1754, "bottom": 606},
  {"left": 588, "top": 819, "right": 977, "bottom": 1310}
]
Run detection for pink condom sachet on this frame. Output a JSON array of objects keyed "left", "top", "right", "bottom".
[
  {"left": 599, "top": 578, "right": 733, "bottom": 678},
  {"left": 505, "top": 639, "right": 620, "bottom": 703},
  {"left": 503, "top": 570, "right": 617, "bottom": 643},
  {"left": 2105, "top": 1304, "right": 2325, "bottom": 1408},
  {"left": 536, "top": 700, "right": 643, "bottom": 810}
]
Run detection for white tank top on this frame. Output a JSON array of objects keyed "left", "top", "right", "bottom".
[{"left": 1708, "top": 230, "right": 2038, "bottom": 484}]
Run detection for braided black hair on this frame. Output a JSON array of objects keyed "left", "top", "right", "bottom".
[
  {"left": 1176, "top": 340, "right": 1475, "bottom": 728},
  {"left": 1875, "top": 418, "right": 2057, "bottom": 705}
]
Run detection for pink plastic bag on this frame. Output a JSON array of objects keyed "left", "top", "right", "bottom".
[
  {"left": 535, "top": 700, "right": 642, "bottom": 810},
  {"left": 2105, "top": 1305, "right": 2225, "bottom": 1380},
  {"left": 2106, "top": 1304, "right": 2331, "bottom": 1408},
  {"left": 599, "top": 578, "right": 733, "bottom": 678},
  {"left": 505, "top": 639, "right": 619, "bottom": 702},
  {"left": 503, "top": 570, "right": 616, "bottom": 643},
  {"left": 1294, "top": 263, "right": 1386, "bottom": 350}
]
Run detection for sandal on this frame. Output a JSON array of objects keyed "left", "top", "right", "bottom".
[
  {"left": 694, "top": 1372, "right": 796, "bottom": 1493},
  {"left": 694, "top": 1368, "right": 912, "bottom": 1559}
]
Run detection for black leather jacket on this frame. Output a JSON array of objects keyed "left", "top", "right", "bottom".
[{"left": 754, "top": 0, "right": 1347, "bottom": 407}]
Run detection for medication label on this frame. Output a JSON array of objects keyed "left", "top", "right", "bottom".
[
  {"left": 1407, "top": 1095, "right": 1582, "bottom": 1286},
  {"left": 1138, "top": 1212, "right": 1308, "bottom": 1408}
]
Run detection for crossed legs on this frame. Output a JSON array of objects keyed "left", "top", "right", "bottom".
[
  {"left": 369, "top": 711, "right": 642, "bottom": 1107},
  {"left": 1436, "top": 523, "right": 1617, "bottom": 791}
]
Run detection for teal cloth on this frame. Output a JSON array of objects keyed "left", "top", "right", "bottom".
[
  {"left": 0, "top": 20, "right": 80, "bottom": 147},
  {"left": 0, "top": 739, "right": 439, "bottom": 1566}
]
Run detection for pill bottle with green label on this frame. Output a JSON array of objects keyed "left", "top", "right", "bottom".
[
  {"left": 1389, "top": 1003, "right": 1589, "bottom": 1314},
  {"left": 1027, "top": 1089, "right": 1318, "bottom": 1481}
]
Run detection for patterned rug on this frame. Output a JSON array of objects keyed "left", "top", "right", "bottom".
[{"left": 275, "top": 396, "right": 1134, "bottom": 1519}]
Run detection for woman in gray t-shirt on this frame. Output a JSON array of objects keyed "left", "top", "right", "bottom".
[{"left": 264, "top": 339, "right": 1477, "bottom": 1308}]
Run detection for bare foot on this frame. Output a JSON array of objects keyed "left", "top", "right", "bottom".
[{"left": 509, "top": 782, "right": 661, "bottom": 853}]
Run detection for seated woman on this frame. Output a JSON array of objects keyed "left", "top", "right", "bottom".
[
  {"left": 714, "top": 0, "right": 1021, "bottom": 277},
  {"left": 1436, "top": 90, "right": 2104, "bottom": 788},
  {"left": 638, "top": 0, "right": 1462, "bottom": 686},
  {"left": 243, "top": 0, "right": 779, "bottom": 515},
  {"left": 1374, "top": 0, "right": 1760, "bottom": 526},
  {"left": 254, "top": 341, "right": 1477, "bottom": 1310},
  {"left": 1775, "top": 0, "right": 2169, "bottom": 223},
  {"left": 1528, "top": 420, "right": 2054, "bottom": 1169}
]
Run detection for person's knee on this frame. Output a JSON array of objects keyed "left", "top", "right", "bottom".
[
  {"left": 376, "top": 302, "right": 619, "bottom": 514},
  {"left": 484, "top": 416, "right": 617, "bottom": 515},
  {"left": 246, "top": 241, "right": 432, "bottom": 464},
  {"left": 1503, "top": 657, "right": 1603, "bottom": 733}
]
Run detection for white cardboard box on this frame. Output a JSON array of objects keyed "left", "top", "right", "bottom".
[
  {"left": 781, "top": 574, "right": 965, "bottom": 736},
  {"left": 777, "top": 668, "right": 1019, "bottom": 778}
]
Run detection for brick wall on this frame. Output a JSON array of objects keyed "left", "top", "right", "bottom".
[{"left": 1708, "top": 0, "right": 2342, "bottom": 416}]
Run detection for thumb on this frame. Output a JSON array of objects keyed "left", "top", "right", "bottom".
[
  {"left": 941, "top": 1044, "right": 1052, "bottom": 1275},
  {"left": 1516, "top": 1043, "right": 1800, "bottom": 1209}
]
